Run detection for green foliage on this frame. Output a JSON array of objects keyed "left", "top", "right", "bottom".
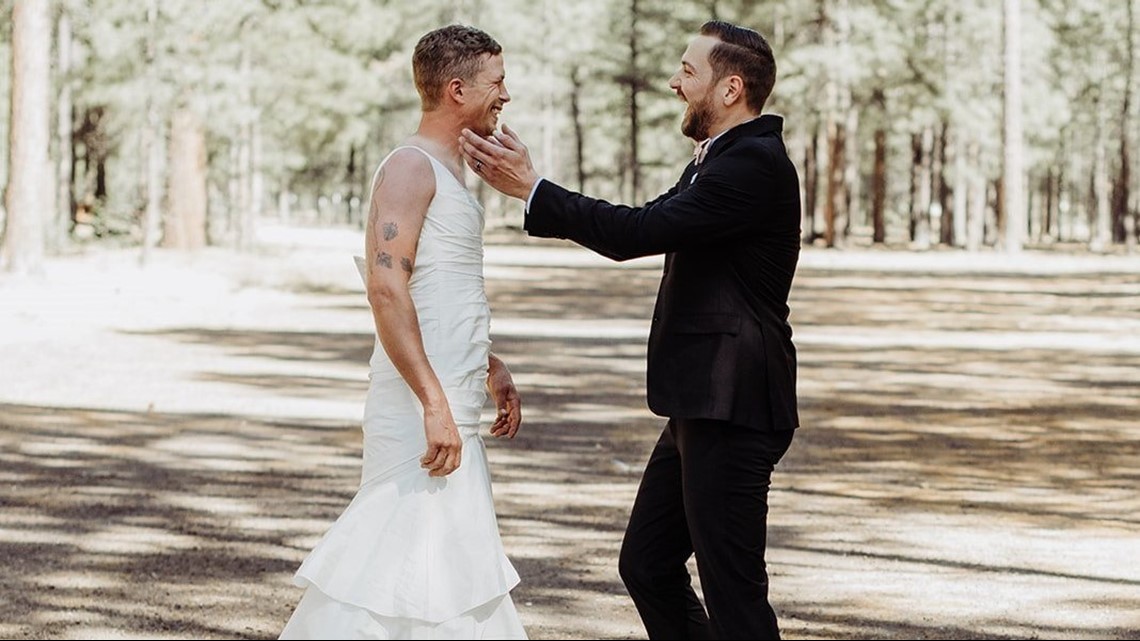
[{"left": 1, "top": 0, "right": 1135, "bottom": 247}]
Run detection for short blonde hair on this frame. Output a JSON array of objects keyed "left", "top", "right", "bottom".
[{"left": 413, "top": 25, "right": 502, "bottom": 111}]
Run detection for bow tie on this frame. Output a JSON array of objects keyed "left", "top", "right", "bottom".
[{"left": 693, "top": 139, "right": 711, "bottom": 165}]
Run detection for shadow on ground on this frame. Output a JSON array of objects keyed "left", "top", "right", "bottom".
[{"left": 1, "top": 244, "right": 1138, "bottom": 639}]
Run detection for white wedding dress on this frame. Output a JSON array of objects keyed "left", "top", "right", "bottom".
[{"left": 279, "top": 146, "right": 526, "bottom": 639}]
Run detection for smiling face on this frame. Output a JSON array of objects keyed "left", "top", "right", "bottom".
[
  {"left": 463, "top": 53, "right": 510, "bottom": 136},
  {"left": 668, "top": 35, "right": 722, "bottom": 141}
]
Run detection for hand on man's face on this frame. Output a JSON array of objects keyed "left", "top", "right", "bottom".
[{"left": 459, "top": 124, "right": 539, "bottom": 201}]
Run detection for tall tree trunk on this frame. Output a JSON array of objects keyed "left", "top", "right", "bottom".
[
  {"left": 823, "top": 112, "right": 844, "bottom": 248},
  {"left": 929, "top": 123, "right": 944, "bottom": 244},
  {"left": 3, "top": 0, "right": 51, "bottom": 274},
  {"left": 1043, "top": 168, "right": 1057, "bottom": 242},
  {"left": 52, "top": 5, "right": 73, "bottom": 252},
  {"left": 803, "top": 123, "right": 820, "bottom": 243},
  {"left": 141, "top": 0, "right": 163, "bottom": 264},
  {"left": 252, "top": 120, "right": 264, "bottom": 229},
  {"left": 1066, "top": 129, "right": 1087, "bottom": 242},
  {"left": 937, "top": 120, "right": 954, "bottom": 246},
  {"left": 829, "top": 0, "right": 852, "bottom": 245},
  {"left": 940, "top": 5, "right": 960, "bottom": 248},
  {"left": 871, "top": 127, "right": 887, "bottom": 244},
  {"left": 236, "top": 26, "right": 254, "bottom": 251},
  {"left": 910, "top": 128, "right": 933, "bottom": 249},
  {"left": 1130, "top": 0, "right": 1140, "bottom": 247},
  {"left": 812, "top": 122, "right": 829, "bottom": 241},
  {"left": 344, "top": 144, "right": 356, "bottom": 225},
  {"left": 1043, "top": 148, "right": 1061, "bottom": 242},
  {"left": 952, "top": 130, "right": 968, "bottom": 247},
  {"left": 76, "top": 106, "right": 109, "bottom": 213},
  {"left": 1002, "top": 0, "right": 1025, "bottom": 252},
  {"left": 843, "top": 105, "right": 860, "bottom": 239},
  {"left": 1027, "top": 172, "right": 1042, "bottom": 243},
  {"left": 227, "top": 144, "right": 239, "bottom": 239},
  {"left": 92, "top": 110, "right": 108, "bottom": 200},
  {"left": 966, "top": 140, "right": 985, "bottom": 251},
  {"left": 991, "top": 177, "right": 1004, "bottom": 246},
  {"left": 1130, "top": 0, "right": 1140, "bottom": 248},
  {"left": 1057, "top": 129, "right": 1073, "bottom": 242},
  {"left": 870, "top": 88, "right": 887, "bottom": 244},
  {"left": 1113, "top": 0, "right": 1136, "bottom": 247},
  {"left": 1091, "top": 98, "right": 1112, "bottom": 252},
  {"left": 626, "top": 0, "right": 642, "bottom": 203},
  {"left": 908, "top": 133, "right": 920, "bottom": 241},
  {"left": 541, "top": 0, "right": 557, "bottom": 196},
  {"left": 569, "top": 66, "right": 587, "bottom": 193},
  {"left": 1112, "top": 165, "right": 1129, "bottom": 245},
  {"left": 164, "top": 108, "right": 208, "bottom": 250},
  {"left": 42, "top": 11, "right": 58, "bottom": 256},
  {"left": 1052, "top": 157, "right": 1064, "bottom": 241},
  {"left": 804, "top": 0, "right": 828, "bottom": 245}
]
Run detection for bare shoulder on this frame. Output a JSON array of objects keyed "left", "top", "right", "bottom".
[{"left": 372, "top": 147, "right": 436, "bottom": 202}]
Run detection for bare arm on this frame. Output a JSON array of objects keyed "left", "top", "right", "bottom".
[{"left": 365, "top": 148, "right": 461, "bottom": 477}]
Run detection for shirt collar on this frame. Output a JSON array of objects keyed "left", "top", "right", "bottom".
[{"left": 709, "top": 117, "right": 753, "bottom": 146}]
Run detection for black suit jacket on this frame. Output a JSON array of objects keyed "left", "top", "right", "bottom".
[{"left": 525, "top": 115, "right": 800, "bottom": 430}]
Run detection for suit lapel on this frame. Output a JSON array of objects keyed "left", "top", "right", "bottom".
[
  {"left": 666, "top": 116, "right": 783, "bottom": 275},
  {"left": 678, "top": 161, "right": 698, "bottom": 193}
]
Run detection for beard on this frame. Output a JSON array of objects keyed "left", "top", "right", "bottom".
[{"left": 681, "top": 92, "right": 715, "bottom": 141}]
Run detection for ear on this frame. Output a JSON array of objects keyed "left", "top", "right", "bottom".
[
  {"left": 446, "top": 77, "right": 465, "bottom": 105},
  {"left": 722, "top": 75, "right": 745, "bottom": 107}
]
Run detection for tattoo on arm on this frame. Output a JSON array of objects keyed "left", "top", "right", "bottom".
[
  {"left": 382, "top": 222, "right": 399, "bottom": 241},
  {"left": 369, "top": 164, "right": 414, "bottom": 276}
]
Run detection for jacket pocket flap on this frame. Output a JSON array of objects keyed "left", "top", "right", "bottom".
[{"left": 670, "top": 313, "right": 741, "bottom": 335}]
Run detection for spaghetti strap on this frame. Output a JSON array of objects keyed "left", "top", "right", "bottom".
[{"left": 368, "top": 145, "right": 436, "bottom": 190}]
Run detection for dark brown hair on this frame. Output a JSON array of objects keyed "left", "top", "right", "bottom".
[
  {"left": 699, "top": 20, "right": 776, "bottom": 113},
  {"left": 412, "top": 25, "right": 502, "bottom": 110}
]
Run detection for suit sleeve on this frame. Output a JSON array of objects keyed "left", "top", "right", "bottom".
[
  {"left": 525, "top": 180, "right": 681, "bottom": 261},
  {"left": 524, "top": 146, "right": 789, "bottom": 261}
]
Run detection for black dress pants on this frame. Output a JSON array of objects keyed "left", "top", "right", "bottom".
[{"left": 618, "top": 417, "right": 795, "bottom": 640}]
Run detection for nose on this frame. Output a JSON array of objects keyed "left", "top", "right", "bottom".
[
  {"left": 668, "top": 72, "right": 681, "bottom": 93},
  {"left": 500, "top": 84, "right": 511, "bottom": 103}
]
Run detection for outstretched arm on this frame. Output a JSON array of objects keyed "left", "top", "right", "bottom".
[
  {"left": 366, "top": 148, "right": 461, "bottom": 477},
  {"left": 464, "top": 126, "right": 797, "bottom": 261},
  {"left": 460, "top": 125, "right": 682, "bottom": 261}
]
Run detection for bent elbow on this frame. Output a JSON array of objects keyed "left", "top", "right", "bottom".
[{"left": 367, "top": 283, "right": 402, "bottom": 309}]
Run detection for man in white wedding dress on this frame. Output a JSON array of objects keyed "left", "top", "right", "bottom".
[{"left": 279, "top": 25, "right": 527, "bottom": 640}]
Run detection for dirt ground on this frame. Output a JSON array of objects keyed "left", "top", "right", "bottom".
[{"left": 1, "top": 223, "right": 1138, "bottom": 640}]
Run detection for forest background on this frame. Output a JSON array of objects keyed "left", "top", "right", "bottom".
[{"left": 1, "top": 0, "right": 1137, "bottom": 266}]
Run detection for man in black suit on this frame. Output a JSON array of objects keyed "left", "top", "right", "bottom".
[{"left": 460, "top": 20, "right": 800, "bottom": 640}]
